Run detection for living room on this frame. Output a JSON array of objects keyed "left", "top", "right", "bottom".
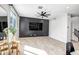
[{"left": 0, "top": 4, "right": 79, "bottom": 55}]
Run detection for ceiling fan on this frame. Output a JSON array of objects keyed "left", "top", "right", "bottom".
[
  {"left": 37, "top": 11, "right": 51, "bottom": 18},
  {"left": 36, "top": 6, "right": 51, "bottom": 18}
]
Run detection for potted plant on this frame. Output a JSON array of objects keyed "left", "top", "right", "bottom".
[{"left": 9, "top": 26, "right": 16, "bottom": 41}]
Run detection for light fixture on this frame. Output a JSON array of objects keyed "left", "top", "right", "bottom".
[
  {"left": 36, "top": 6, "right": 51, "bottom": 18},
  {"left": 38, "top": 6, "right": 43, "bottom": 9}
]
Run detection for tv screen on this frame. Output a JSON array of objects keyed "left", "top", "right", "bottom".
[{"left": 29, "top": 22, "right": 43, "bottom": 31}]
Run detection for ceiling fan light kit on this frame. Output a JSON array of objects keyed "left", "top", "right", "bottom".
[{"left": 36, "top": 6, "right": 51, "bottom": 18}]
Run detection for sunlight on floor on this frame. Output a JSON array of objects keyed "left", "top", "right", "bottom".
[{"left": 23, "top": 45, "right": 48, "bottom": 55}]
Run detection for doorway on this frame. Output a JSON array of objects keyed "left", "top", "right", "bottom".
[{"left": 67, "top": 14, "right": 79, "bottom": 55}]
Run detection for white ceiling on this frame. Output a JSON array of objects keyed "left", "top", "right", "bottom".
[
  {"left": 0, "top": 6, "right": 7, "bottom": 16},
  {"left": 13, "top": 4, "right": 79, "bottom": 19}
]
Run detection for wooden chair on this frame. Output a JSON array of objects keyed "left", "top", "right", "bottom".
[
  {"left": 0, "top": 41, "right": 9, "bottom": 55},
  {"left": 0, "top": 40, "right": 20, "bottom": 55},
  {"left": 10, "top": 40, "right": 20, "bottom": 55}
]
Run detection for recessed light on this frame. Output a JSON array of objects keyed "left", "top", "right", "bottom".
[
  {"left": 38, "top": 6, "right": 43, "bottom": 9},
  {"left": 66, "top": 6, "right": 70, "bottom": 9}
]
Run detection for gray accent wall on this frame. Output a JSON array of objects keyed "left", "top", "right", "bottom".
[{"left": 19, "top": 17, "right": 49, "bottom": 37}]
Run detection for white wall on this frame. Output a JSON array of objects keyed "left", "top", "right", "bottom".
[{"left": 49, "top": 14, "right": 67, "bottom": 43}]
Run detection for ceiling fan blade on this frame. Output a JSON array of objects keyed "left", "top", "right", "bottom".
[
  {"left": 37, "top": 12, "right": 41, "bottom": 15},
  {"left": 43, "top": 15, "right": 48, "bottom": 18},
  {"left": 43, "top": 12, "right": 46, "bottom": 14},
  {"left": 45, "top": 14, "right": 51, "bottom": 16},
  {"left": 35, "top": 12, "right": 42, "bottom": 17}
]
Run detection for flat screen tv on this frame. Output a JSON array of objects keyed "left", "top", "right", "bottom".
[{"left": 29, "top": 22, "right": 43, "bottom": 31}]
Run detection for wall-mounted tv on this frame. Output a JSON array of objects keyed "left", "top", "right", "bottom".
[{"left": 29, "top": 22, "right": 43, "bottom": 31}]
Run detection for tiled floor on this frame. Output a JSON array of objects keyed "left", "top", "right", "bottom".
[{"left": 19, "top": 36, "right": 66, "bottom": 55}]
